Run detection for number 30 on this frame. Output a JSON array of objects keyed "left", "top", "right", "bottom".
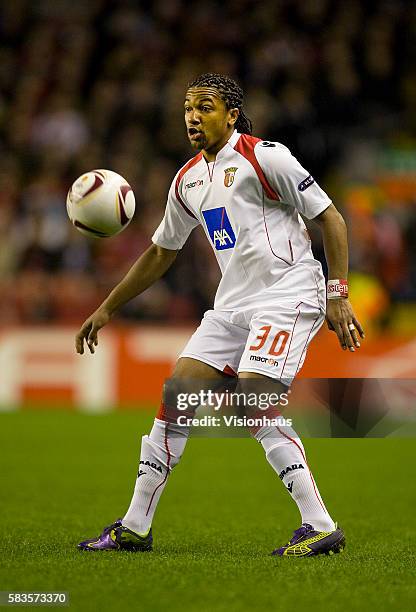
[{"left": 249, "top": 326, "right": 290, "bottom": 356}]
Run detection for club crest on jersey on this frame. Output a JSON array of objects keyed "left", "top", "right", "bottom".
[
  {"left": 224, "top": 167, "right": 238, "bottom": 187},
  {"left": 202, "top": 207, "right": 236, "bottom": 250}
]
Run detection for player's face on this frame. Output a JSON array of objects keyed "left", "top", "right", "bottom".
[{"left": 184, "top": 87, "right": 238, "bottom": 158}]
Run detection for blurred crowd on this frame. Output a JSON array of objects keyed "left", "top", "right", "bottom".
[{"left": 0, "top": 0, "right": 415, "bottom": 333}]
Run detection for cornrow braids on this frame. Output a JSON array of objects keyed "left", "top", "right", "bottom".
[{"left": 187, "top": 73, "right": 253, "bottom": 135}]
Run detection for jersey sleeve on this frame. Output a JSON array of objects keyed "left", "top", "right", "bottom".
[
  {"left": 255, "top": 142, "right": 332, "bottom": 219},
  {"left": 151, "top": 173, "right": 200, "bottom": 250}
]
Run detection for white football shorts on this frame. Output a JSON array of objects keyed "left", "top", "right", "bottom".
[{"left": 179, "top": 302, "right": 325, "bottom": 385}]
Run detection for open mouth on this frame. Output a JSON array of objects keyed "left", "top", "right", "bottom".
[{"left": 188, "top": 128, "right": 203, "bottom": 140}]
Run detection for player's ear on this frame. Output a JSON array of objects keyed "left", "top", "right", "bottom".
[{"left": 227, "top": 108, "right": 239, "bottom": 128}]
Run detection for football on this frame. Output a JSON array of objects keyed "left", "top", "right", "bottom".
[{"left": 66, "top": 169, "right": 135, "bottom": 237}]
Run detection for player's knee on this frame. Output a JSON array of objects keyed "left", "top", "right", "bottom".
[
  {"left": 171, "top": 357, "right": 216, "bottom": 379},
  {"left": 235, "top": 377, "right": 288, "bottom": 418}
]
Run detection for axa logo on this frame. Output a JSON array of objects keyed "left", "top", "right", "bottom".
[
  {"left": 202, "top": 207, "right": 236, "bottom": 250},
  {"left": 140, "top": 460, "right": 163, "bottom": 473},
  {"left": 249, "top": 355, "right": 279, "bottom": 367},
  {"left": 298, "top": 175, "right": 314, "bottom": 192},
  {"left": 224, "top": 167, "right": 238, "bottom": 187},
  {"left": 185, "top": 179, "right": 203, "bottom": 189},
  {"left": 279, "top": 463, "right": 304, "bottom": 480},
  {"left": 213, "top": 229, "right": 233, "bottom": 247}
]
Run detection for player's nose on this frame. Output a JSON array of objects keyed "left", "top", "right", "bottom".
[{"left": 188, "top": 110, "right": 201, "bottom": 124}]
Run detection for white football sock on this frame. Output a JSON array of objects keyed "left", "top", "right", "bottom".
[
  {"left": 122, "top": 418, "right": 189, "bottom": 535},
  {"left": 256, "top": 425, "right": 336, "bottom": 532}
]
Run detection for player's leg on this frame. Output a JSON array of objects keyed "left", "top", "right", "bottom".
[
  {"left": 121, "top": 357, "right": 228, "bottom": 537},
  {"left": 239, "top": 372, "right": 335, "bottom": 530},
  {"left": 78, "top": 357, "right": 226, "bottom": 551},
  {"left": 79, "top": 310, "right": 245, "bottom": 551},
  {"left": 238, "top": 304, "right": 345, "bottom": 556}
]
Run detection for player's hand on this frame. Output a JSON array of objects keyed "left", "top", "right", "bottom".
[
  {"left": 326, "top": 298, "right": 365, "bottom": 352},
  {"left": 75, "top": 308, "right": 112, "bottom": 355}
]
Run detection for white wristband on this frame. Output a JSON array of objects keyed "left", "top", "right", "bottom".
[{"left": 327, "top": 279, "right": 348, "bottom": 299}]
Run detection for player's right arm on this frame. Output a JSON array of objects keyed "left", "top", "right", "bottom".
[
  {"left": 76, "top": 167, "right": 199, "bottom": 355},
  {"left": 76, "top": 244, "right": 177, "bottom": 354}
]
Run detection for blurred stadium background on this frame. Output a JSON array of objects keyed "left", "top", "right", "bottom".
[
  {"left": 1, "top": 0, "right": 416, "bottom": 410},
  {"left": 1, "top": 4, "right": 415, "bottom": 609}
]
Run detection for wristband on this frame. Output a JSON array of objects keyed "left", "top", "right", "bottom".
[{"left": 327, "top": 278, "right": 348, "bottom": 299}]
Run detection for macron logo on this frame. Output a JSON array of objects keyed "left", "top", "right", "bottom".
[
  {"left": 185, "top": 179, "right": 203, "bottom": 189},
  {"left": 202, "top": 207, "right": 236, "bottom": 251}
]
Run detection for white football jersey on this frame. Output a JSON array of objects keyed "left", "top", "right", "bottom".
[{"left": 152, "top": 130, "right": 331, "bottom": 313}]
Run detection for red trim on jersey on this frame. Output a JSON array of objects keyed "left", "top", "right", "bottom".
[
  {"left": 262, "top": 198, "right": 292, "bottom": 265},
  {"left": 234, "top": 134, "right": 280, "bottom": 201},
  {"left": 220, "top": 206, "right": 225, "bottom": 231},
  {"left": 175, "top": 153, "right": 203, "bottom": 219},
  {"left": 280, "top": 305, "right": 302, "bottom": 379},
  {"left": 206, "top": 158, "right": 215, "bottom": 182},
  {"left": 311, "top": 269, "right": 322, "bottom": 308},
  {"left": 223, "top": 364, "right": 237, "bottom": 377},
  {"left": 295, "top": 315, "right": 320, "bottom": 376}
]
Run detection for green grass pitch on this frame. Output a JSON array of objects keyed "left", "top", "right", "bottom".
[{"left": 0, "top": 410, "right": 415, "bottom": 611}]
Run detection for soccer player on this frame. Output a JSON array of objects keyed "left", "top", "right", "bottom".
[{"left": 76, "top": 73, "right": 364, "bottom": 557}]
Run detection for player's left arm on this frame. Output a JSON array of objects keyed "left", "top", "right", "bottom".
[
  {"left": 313, "top": 204, "right": 365, "bottom": 351},
  {"left": 254, "top": 143, "right": 364, "bottom": 352}
]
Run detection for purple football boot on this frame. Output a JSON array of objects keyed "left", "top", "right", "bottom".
[
  {"left": 78, "top": 519, "right": 153, "bottom": 552},
  {"left": 272, "top": 523, "right": 345, "bottom": 557}
]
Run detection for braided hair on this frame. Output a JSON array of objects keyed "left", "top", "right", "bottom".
[{"left": 187, "top": 73, "right": 253, "bottom": 135}]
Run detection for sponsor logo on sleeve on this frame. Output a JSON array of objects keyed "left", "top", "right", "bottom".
[
  {"left": 202, "top": 207, "right": 236, "bottom": 250},
  {"left": 298, "top": 175, "right": 315, "bottom": 191},
  {"left": 260, "top": 141, "right": 276, "bottom": 147}
]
